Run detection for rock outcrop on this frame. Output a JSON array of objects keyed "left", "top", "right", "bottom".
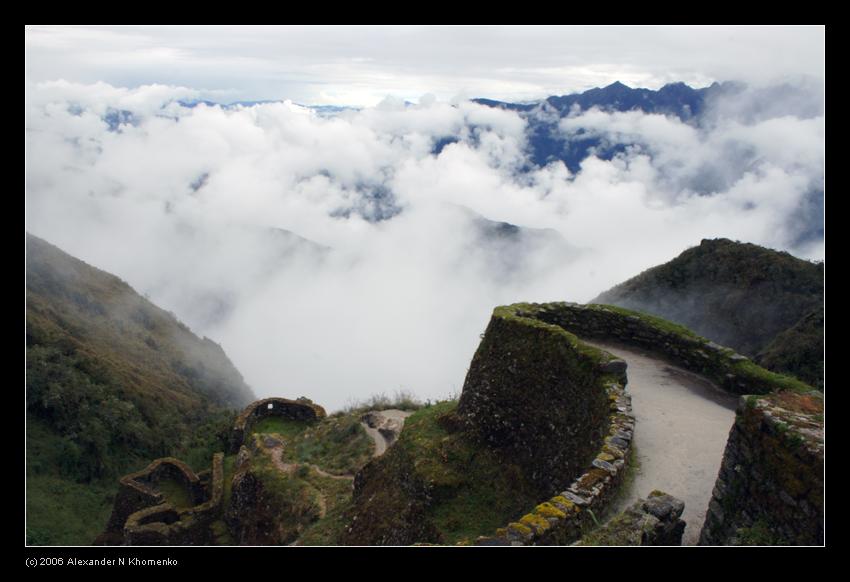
[{"left": 576, "top": 491, "right": 686, "bottom": 546}]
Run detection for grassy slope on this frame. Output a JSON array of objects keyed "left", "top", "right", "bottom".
[
  {"left": 757, "top": 306, "right": 824, "bottom": 390},
  {"left": 593, "top": 238, "right": 823, "bottom": 387},
  {"left": 26, "top": 233, "right": 253, "bottom": 545},
  {"left": 282, "top": 414, "right": 374, "bottom": 476},
  {"left": 245, "top": 414, "right": 373, "bottom": 545},
  {"left": 344, "top": 401, "right": 541, "bottom": 545}
]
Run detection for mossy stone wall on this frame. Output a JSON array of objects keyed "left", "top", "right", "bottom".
[
  {"left": 698, "top": 392, "right": 824, "bottom": 545},
  {"left": 457, "top": 306, "right": 619, "bottom": 498},
  {"left": 98, "top": 454, "right": 225, "bottom": 545},
  {"left": 532, "top": 302, "right": 813, "bottom": 395}
]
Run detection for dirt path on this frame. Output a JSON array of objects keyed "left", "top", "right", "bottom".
[
  {"left": 360, "top": 409, "right": 413, "bottom": 457},
  {"left": 582, "top": 339, "right": 737, "bottom": 546},
  {"left": 268, "top": 445, "right": 353, "bottom": 481}
]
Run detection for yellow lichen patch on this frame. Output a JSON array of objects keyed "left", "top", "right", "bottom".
[
  {"left": 507, "top": 522, "right": 533, "bottom": 537},
  {"left": 535, "top": 502, "right": 566, "bottom": 520},
  {"left": 495, "top": 527, "right": 507, "bottom": 537},
  {"left": 550, "top": 496, "right": 578, "bottom": 513},
  {"left": 520, "top": 513, "right": 551, "bottom": 534},
  {"left": 597, "top": 453, "right": 615, "bottom": 463},
  {"left": 602, "top": 444, "right": 625, "bottom": 459}
]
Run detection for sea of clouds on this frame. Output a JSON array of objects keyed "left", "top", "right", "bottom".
[{"left": 24, "top": 79, "right": 824, "bottom": 411}]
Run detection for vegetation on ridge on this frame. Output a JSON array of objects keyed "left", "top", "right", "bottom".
[
  {"left": 26, "top": 233, "right": 253, "bottom": 545},
  {"left": 592, "top": 238, "right": 823, "bottom": 389}
]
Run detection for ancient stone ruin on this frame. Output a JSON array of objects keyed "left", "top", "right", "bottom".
[
  {"left": 229, "top": 397, "right": 326, "bottom": 453},
  {"left": 96, "top": 455, "right": 224, "bottom": 545},
  {"left": 97, "top": 395, "right": 326, "bottom": 546}
]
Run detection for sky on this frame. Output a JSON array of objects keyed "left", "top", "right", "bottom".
[
  {"left": 25, "top": 25, "right": 825, "bottom": 106},
  {"left": 24, "top": 26, "right": 825, "bottom": 411}
]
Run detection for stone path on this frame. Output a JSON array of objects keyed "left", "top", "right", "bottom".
[{"left": 582, "top": 339, "right": 738, "bottom": 546}]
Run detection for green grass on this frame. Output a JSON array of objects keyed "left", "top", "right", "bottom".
[
  {"left": 251, "top": 452, "right": 324, "bottom": 543},
  {"left": 575, "top": 506, "right": 648, "bottom": 546},
  {"left": 26, "top": 474, "right": 116, "bottom": 545},
  {"left": 494, "top": 303, "right": 621, "bottom": 367},
  {"left": 248, "top": 416, "right": 310, "bottom": 439},
  {"left": 283, "top": 414, "right": 374, "bottom": 476},
  {"left": 209, "top": 518, "right": 234, "bottom": 545},
  {"left": 395, "top": 400, "right": 540, "bottom": 544},
  {"left": 736, "top": 520, "right": 787, "bottom": 545},
  {"left": 733, "top": 359, "right": 813, "bottom": 394},
  {"left": 155, "top": 477, "right": 194, "bottom": 509},
  {"left": 294, "top": 469, "right": 356, "bottom": 546}
]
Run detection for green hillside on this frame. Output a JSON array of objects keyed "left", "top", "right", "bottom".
[
  {"left": 26, "top": 233, "right": 255, "bottom": 544},
  {"left": 592, "top": 238, "right": 823, "bottom": 388}
]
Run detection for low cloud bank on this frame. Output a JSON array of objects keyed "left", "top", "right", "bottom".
[{"left": 25, "top": 80, "right": 824, "bottom": 410}]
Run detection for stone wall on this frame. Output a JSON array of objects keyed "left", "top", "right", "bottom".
[
  {"left": 458, "top": 304, "right": 628, "bottom": 499},
  {"left": 466, "top": 302, "right": 821, "bottom": 547},
  {"left": 475, "top": 377, "right": 635, "bottom": 545},
  {"left": 98, "top": 457, "right": 200, "bottom": 542},
  {"left": 229, "top": 397, "right": 326, "bottom": 453},
  {"left": 97, "top": 453, "right": 225, "bottom": 545},
  {"left": 699, "top": 392, "right": 824, "bottom": 545},
  {"left": 123, "top": 452, "right": 225, "bottom": 545},
  {"left": 531, "top": 302, "right": 813, "bottom": 395}
]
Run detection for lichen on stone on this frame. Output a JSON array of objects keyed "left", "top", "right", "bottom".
[{"left": 534, "top": 502, "right": 567, "bottom": 520}]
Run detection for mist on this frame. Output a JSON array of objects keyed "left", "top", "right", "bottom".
[{"left": 24, "top": 79, "right": 824, "bottom": 411}]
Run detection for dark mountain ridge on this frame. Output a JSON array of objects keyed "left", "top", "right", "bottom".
[
  {"left": 592, "top": 238, "right": 823, "bottom": 388},
  {"left": 475, "top": 80, "right": 733, "bottom": 120}
]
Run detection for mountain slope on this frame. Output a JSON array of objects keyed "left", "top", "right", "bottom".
[
  {"left": 26, "top": 232, "right": 255, "bottom": 544},
  {"left": 591, "top": 238, "right": 823, "bottom": 388}
]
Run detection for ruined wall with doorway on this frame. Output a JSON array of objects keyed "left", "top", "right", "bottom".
[{"left": 229, "top": 397, "right": 326, "bottom": 453}]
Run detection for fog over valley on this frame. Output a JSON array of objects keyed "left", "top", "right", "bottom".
[{"left": 25, "top": 29, "right": 824, "bottom": 412}]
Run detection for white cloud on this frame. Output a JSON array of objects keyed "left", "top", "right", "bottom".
[{"left": 25, "top": 80, "right": 824, "bottom": 411}]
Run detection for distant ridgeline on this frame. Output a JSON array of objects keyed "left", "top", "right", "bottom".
[
  {"left": 473, "top": 81, "right": 822, "bottom": 172},
  {"left": 25, "top": 233, "right": 255, "bottom": 545},
  {"left": 593, "top": 238, "right": 824, "bottom": 389},
  {"left": 474, "top": 81, "right": 722, "bottom": 172}
]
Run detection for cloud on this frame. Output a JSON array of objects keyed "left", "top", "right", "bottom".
[{"left": 25, "top": 80, "right": 824, "bottom": 411}]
